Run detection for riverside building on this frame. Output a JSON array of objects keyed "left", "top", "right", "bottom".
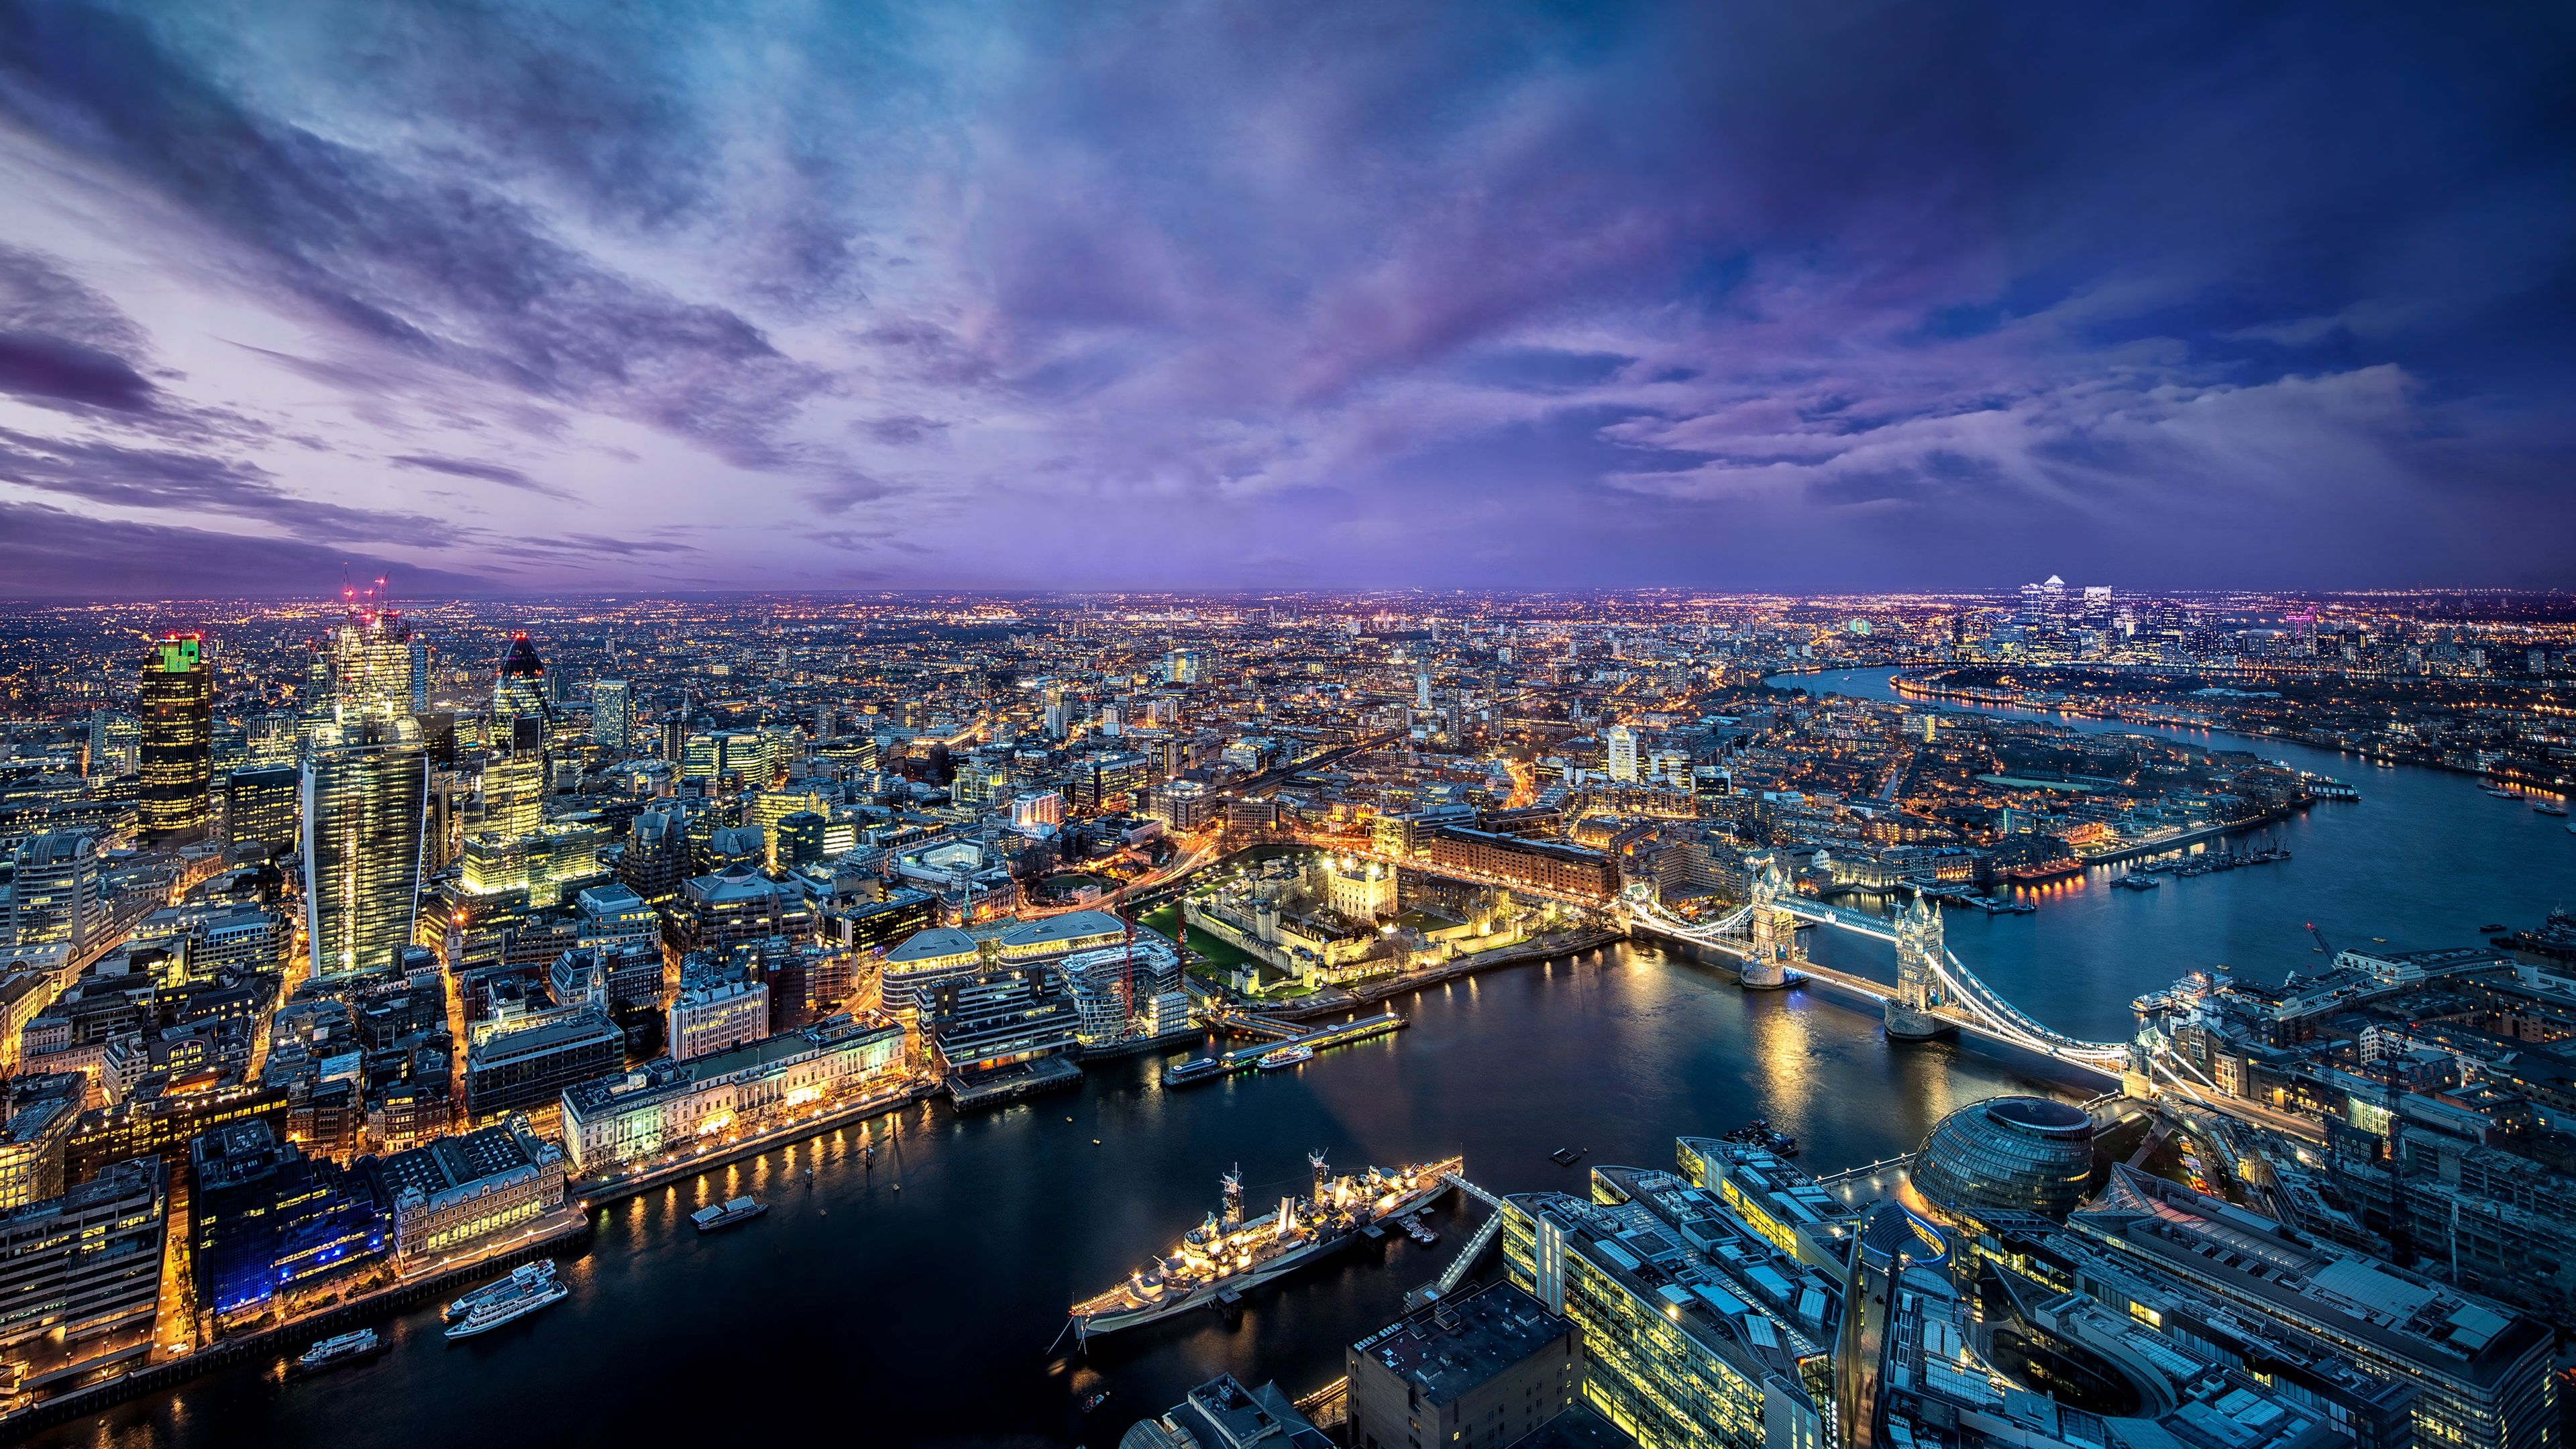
[
  {"left": 1497, "top": 1173, "right": 1833, "bottom": 1449},
  {"left": 378, "top": 1115, "right": 565, "bottom": 1264},
  {"left": 557, "top": 1014, "right": 904, "bottom": 1175}
]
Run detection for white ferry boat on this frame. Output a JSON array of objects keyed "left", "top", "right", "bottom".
[
  {"left": 446, "top": 1268, "right": 570, "bottom": 1340},
  {"left": 1256, "top": 1043, "right": 1314, "bottom": 1071},
  {"left": 444, "top": 1262, "right": 558, "bottom": 1323},
  {"left": 292, "top": 1328, "right": 384, "bottom": 1375}
]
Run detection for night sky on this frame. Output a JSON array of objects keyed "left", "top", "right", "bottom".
[{"left": 1, "top": 3, "right": 2571, "bottom": 598}]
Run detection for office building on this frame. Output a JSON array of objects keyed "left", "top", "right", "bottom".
[
  {"left": 1909, "top": 1095, "right": 2097, "bottom": 1226},
  {"left": 573, "top": 884, "right": 659, "bottom": 958},
  {"left": 1149, "top": 779, "right": 1214, "bottom": 831},
  {"left": 188, "top": 1119, "right": 384, "bottom": 1315},
  {"left": 302, "top": 718, "right": 429, "bottom": 977},
  {"left": 558, "top": 1014, "right": 904, "bottom": 1174},
  {"left": 668, "top": 972, "right": 769, "bottom": 1062},
  {"left": 1605, "top": 724, "right": 1640, "bottom": 783},
  {"left": 463, "top": 1011, "right": 623, "bottom": 1120},
  {"left": 0, "top": 1159, "right": 165, "bottom": 1387},
  {"left": 85, "top": 709, "right": 138, "bottom": 780},
  {"left": 1499, "top": 1171, "right": 1832, "bottom": 1449},
  {"left": 592, "top": 678, "right": 631, "bottom": 748},
  {"left": 2064, "top": 1167, "right": 2555, "bottom": 1449},
  {"left": 775, "top": 810, "right": 828, "bottom": 870},
  {"left": 0, "top": 1090, "right": 79, "bottom": 1212},
  {"left": 6, "top": 832, "right": 103, "bottom": 955},
  {"left": 481, "top": 751, "right": 543, "bottom": 839},
  {"left": 137, "top": 633, "right": 213, "bottom": 841},
  {"left": 492, "top": 633, "right": 549, "bottom": 726},
  {"left": 378, "top": 1116, "right": 565, "bottom": 1263},
  {"left": 1347, "top": 1283, "right": 1583, "bottom": 1449},
  {"left": 223, "top": 763, "right": 300, "bottom": 857}
]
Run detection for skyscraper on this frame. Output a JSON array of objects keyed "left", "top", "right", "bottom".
[
  {"left": 303, "top": 717, "right": 429, "bottom": 977},
  {"left": 407, "top": 636, "right": 430, "bottom": 714},
  {"left": 480, "top": 752, "right": 543, "bottom": 839},
  {"left": 593, "top": 679, "right": 631, "bottom": 749},
  {"left": 303, "top": 604, "right": 428, "bottom": 977},
  {"left": 493, "top": 633, "right": 548, "bottom": 725},
  {"left": 1604, "top": 724, "right": 1640, "bottom": 783},
  {"left": 223, "top": 763, "right": 301, "bottom": 857},
  {"left": 138, "top": 633, "right": 213, "bottom": 841}
]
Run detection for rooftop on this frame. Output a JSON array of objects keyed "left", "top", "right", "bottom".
[{"left": 1353, "top": 1283, "right": 1572, "bottom": 1409}]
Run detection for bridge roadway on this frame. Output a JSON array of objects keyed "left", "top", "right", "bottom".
[{"left": 1626, "top": 896, "right": 2132, "bottom": 1082}]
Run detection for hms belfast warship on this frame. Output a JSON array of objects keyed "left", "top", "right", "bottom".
[{"left": 1069, "top": 1152, "right": 1462, "bottom": 1343}]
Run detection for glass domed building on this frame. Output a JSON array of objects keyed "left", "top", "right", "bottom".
[{"left": 1910, "top": 1095, "right": 2097, "bottom": 1223}]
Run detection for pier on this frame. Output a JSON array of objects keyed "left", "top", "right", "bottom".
[{"left": 1163, "top": 1011, "right": 1407, "bottom": 1085}]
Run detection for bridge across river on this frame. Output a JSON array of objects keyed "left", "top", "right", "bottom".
[{"left": 1625, "top": 890, "right": 2135, "bottom": 1081}]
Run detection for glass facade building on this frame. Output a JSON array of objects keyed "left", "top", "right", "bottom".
[
  {"left": 1909, "top": 1095, "right": 2096, "bottom": 1224},
  {"left": 1499, "top": 1185, "right": 1830, "bottom": 1449},
  {"left": 303, "top": 718, "right": 429, "bottom": 977},
  {"left": 138, "top": 634, "right": 213, "bottom": 841}
]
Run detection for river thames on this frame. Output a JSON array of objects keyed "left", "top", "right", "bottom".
[{"left": 36, "top": 669, "right": 2574, "bottom": 1449}]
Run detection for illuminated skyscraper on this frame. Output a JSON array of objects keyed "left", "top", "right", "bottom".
[
  {"left": 138, "top": 634, "right": 213, "bottom": 841},
  {"left": 1603, "top": 724, "right": 1640, "bottom": 783},
  {"left": 302, "top": 717, "right": 429, "bottom": 977},
  {"left": 493, "top": 633, "right": 548, "bottom": 725},
  {"left": 592, "top": 679, "right": 631, "bottom": 749},
  {"left": 407, "top": 636, "right": 431, "bottom": 714},
  {"left": 481, "top": 752, "right": 544, "bottom": 839},
  {"left": 223, "top": 763, "right": 301, "bottom": 857},
  {"left": 302, "top": 603, "right": 427, "bottom": 977}
]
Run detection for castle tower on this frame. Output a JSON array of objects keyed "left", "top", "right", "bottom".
[
  {"left": 1740, "top": 855, "right": 1799, "bottom": 990},
  {"left": 1885, "top": 892, "right": 1954, "bottom": 1040}
]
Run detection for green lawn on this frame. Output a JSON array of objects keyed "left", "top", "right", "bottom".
[{"left": 1140, "top": 903, "right": 1267, "bottom": 977}]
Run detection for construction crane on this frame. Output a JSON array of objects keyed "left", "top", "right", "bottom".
[{"left": 2306, "top": 922, "right": 2335, "bottom": 955}]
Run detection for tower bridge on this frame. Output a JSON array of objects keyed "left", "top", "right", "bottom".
[{"left": 1623, "top": 859, "right": 2135, "bottom": 1082}]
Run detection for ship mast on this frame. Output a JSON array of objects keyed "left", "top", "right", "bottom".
[{"left": 1222, "top": 1165, "right": 1243, "bottom": 1230}]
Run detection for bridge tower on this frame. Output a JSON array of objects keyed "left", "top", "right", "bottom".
[
  {"left": 1884, "top": 892, "right": 1954, "bottom": 1040},
  {"left": 1740, "top": 856, "right": 1800, "bottom": 989}
]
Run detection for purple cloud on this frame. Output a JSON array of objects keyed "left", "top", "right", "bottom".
[{"left": 0, "top": 0, "right": 2566, "bottom": 594}]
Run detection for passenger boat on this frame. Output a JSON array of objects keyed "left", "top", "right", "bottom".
[
  {"left": 2536, "top": 803, "right": 2567, "bottom": 817},
  {"left": 292, "top": 1328, "right": 384, "bottom": 1375},
  {"left": 1069, "top": 1153, "right": 1462, "bottom": 1343},
  {"left": 2114, "top": 874, "right": 2161, "bottom": 891},
  {"left": 691, "top": 1196, "right": 768, "bottom": 1233},
  {"left": 445, "top": 1266, "right": 569, "bottom": 1340},
  {"left": 1256, "top": 1043, "right": 1314, "bottom": 1071},
  {"left": 444, "top": 1263, "right": 557, "bottom": 1323}
]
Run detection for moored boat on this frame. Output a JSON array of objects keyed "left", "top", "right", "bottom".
[
  {"left": 293, "top": 1328, "right": 384, "bottom": 1375},
  {"left": 1256, "top": 1043, "right": 1314, "bottom": 1071},
  {"left": 446, "top": 1269, "right": 569, "bottom": 1340},
  {"left": 444, "top": 1262, "right": 557, "bottom": 1323},
  {"left": 1070, "top": 1152, "right": 1462, "bottom": 1343},
  {"left": 691, "top": 1196, "right": 767, "bottom": 1233}
]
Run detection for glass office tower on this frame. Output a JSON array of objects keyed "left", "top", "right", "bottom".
[{"left": 138, "top": 633, "right": 213, "bottom": 841}]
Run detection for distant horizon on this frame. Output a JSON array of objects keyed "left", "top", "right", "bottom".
[{"left": 6, "top": 582, "right": 2574, "bottom": 611}]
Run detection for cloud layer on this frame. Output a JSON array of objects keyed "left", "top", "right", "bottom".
[{"left": 0, "top": 0, "right": 2569, "bottom": 597}]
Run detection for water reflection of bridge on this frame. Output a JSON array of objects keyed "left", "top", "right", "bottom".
[{"left": 1625, "top": 885, "right": 2134, "bottom": 1082}]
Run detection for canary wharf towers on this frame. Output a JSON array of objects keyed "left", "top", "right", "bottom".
[{"left": 301, "top": 605, "right": 429, "bottom": 977}]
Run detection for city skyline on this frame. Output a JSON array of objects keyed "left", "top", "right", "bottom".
[{"left": 4, "top": 2, "right": 2574, "bottom": 599}]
